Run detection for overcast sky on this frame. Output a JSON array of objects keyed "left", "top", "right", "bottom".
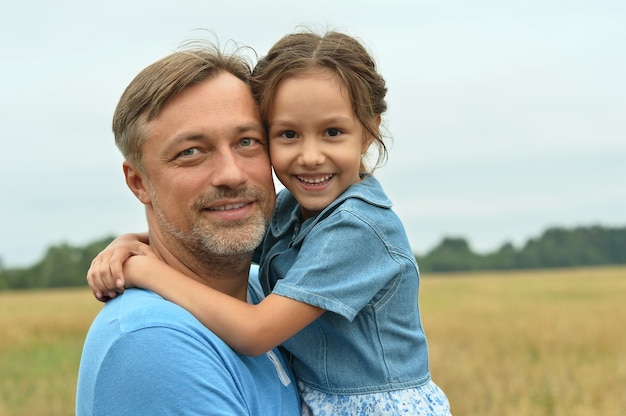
[{"left": 1, "top": 0, "right": 624, "bottom": 267}]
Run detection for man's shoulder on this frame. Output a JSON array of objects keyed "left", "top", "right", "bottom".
[
  {"left": 78, "top": 288, "right": 262, "bottom": 416},
  {"left": 92, "top": 288, "right": 223, "bottom": 346},
  {"left": 109, "top": 288, "right": 190, "bottom": 322}
]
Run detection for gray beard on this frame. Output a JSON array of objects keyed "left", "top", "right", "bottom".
[
  {"left": 150, "top": 188, "right": 268, "bottom": 259},
  {"left": 161, "top": 210, "right": 267, "bottom": 257}
]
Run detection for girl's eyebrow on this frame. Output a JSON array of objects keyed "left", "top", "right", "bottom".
[{"left": 270, "top": 115, "right": 353, "bottom": 126}]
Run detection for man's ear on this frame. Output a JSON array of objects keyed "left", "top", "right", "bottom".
[{"left": 123, "top": 161, "right": 152, "bottom": 205}]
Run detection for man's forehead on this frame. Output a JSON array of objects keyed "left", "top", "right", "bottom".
[{"left": 145, "top": 78, "right": 262, "bottom": 137}]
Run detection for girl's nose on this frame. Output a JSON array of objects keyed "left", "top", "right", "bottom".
[{"left": 298, "top": 139, "right": 325, "bottom": 167}]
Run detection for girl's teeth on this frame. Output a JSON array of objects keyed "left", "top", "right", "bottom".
[{"left": 299, "top": 174, "right": 332, "bottom": 184}]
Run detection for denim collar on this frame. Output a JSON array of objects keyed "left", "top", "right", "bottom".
[{"left": 269, "top": 174, "right": 392, "bottom": 243}]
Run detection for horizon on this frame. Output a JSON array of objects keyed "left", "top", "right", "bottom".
[{"left": 1, "top": 0, "right": 624, "bottom": 267}]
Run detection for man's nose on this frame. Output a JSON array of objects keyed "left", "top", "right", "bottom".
[{"left": 211, "top": 150, "right": 247, "bottom": 188}]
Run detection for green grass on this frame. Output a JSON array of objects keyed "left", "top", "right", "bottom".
[{"left": 1, "top": 266, "right": 625, "bottom": 415}]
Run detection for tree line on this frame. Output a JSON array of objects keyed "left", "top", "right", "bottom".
[
  {"left": 416, "top": 225, "right": 625, "bottom": 272},
  {"left": 1, "top": 225, "right": 624, "bottom": 290}
]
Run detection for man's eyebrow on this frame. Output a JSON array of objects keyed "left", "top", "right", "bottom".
[
  {"left": 168, "top": 132, "right": 204, "bottom": 146},
  {"left": 235, "top": 122, "right": 265, "bottom": 135},
  {"left": 162, "top": 123, "right": 265, "bottom": 153},
  {"left": 161, "top": 133, "right": 204, "bottom": 156}
]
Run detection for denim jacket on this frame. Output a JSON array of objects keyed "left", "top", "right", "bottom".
[{"left": 256, "top": 175, "right": 431, "bottom": 394}]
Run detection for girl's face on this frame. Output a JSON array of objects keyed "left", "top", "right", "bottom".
[{"left": 267, "top": 69, "right": 371, "bottom": 220}]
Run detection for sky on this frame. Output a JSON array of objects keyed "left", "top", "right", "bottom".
[{"left": 1, "top": 0, "right": 624, "bottom": 268}]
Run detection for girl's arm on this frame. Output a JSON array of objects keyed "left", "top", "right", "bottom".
[
  {"left": 125, "top": 255, "right": 325, "bottom": 356},
  {"left": 87, "top": 232, "right": 153, "bottom": 301}
]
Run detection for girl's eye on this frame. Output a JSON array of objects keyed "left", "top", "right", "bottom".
[
  {"left": 280, "top": 130, "right": 298, "bottom": 139},
  {"left": 326, "top": 128, "right": 341, "bottom": 137}
]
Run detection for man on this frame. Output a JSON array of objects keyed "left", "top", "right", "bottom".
[{"left": 76, "top": 46, "right": 301, "bottom": 415}]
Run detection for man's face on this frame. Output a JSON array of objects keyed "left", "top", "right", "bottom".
[{"left": 131, "top": 72, "right": 275, "bottom": 257}]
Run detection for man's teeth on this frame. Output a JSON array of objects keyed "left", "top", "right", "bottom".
[
  {"left": 209, "top": 203, "right": 246, "bottom": 211},
  {"left": 298, "top": 174, "right": 333, "bottom": 184}
]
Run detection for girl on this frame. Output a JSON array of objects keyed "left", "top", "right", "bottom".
[{"left": 90, "top": 31, "right": 451, "bottom": 415}]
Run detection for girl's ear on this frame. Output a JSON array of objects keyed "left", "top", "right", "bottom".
[
  {"left": 362, "top": 115, "right": 382, "bottom": 153},
  {"left": 123, "top": 161, "right": 152, "bottom": 205}
]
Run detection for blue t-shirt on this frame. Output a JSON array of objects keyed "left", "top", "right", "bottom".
[
  {"left": 256, "top": 175, "right": 431, "bottom": 394},
  {"left": 76, "top": 269, "right": 301, "bottom": 415}
]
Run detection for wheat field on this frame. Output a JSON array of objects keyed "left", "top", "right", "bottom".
[
  {"left": 1, "top": 266, "right": 624, "bottom": 415},
  {"left": 421, "top": 266, "right": 626, "bottom": 415}
]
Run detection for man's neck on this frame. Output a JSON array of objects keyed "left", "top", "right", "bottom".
[{"left": 148, "top": 231, "right": 253, "bottom": 301}]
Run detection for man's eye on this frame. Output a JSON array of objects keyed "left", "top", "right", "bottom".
[
  {"left": 180, "top": 148, "right": 198, "bottom": 157},
  {"left": 240, "top": 138, "right": 253, "bottom": 147}
]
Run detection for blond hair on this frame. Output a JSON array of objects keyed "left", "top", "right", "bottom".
[{"left": 112, "top": 45, "right": 253, "bottom": 171}]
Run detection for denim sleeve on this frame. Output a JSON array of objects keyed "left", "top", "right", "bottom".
[{"left": 272, "top": 209, "right": 406, "bottom": 321}]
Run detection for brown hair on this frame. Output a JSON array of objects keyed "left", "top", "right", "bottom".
[
  {"left": 112, "top": 45, "right": 253, "bottom": 171},
  {"left": 251, "top": 30, "right": 389, "bottom": 171}
]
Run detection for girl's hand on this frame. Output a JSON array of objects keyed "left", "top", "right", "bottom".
[{"left": 86, "top": 232, "right": 154, "bottom": 301}]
